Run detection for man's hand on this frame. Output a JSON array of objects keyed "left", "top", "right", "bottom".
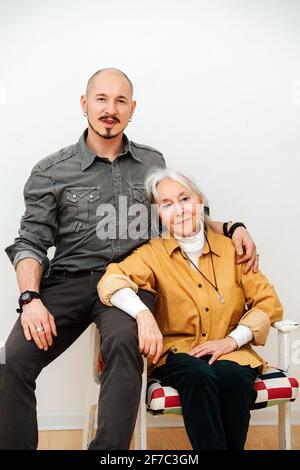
[
  {"left": 21, "top": 299, "right": 57, "bottom": 351},
  {"left": 136, "top": 308, "right": 163, "bottom": 365},
  {"left": 231, "top": 226, "right": 259, "bottom": 274},
  {"left": 189, "top": 337, "right": 238, "bottom": 365}
]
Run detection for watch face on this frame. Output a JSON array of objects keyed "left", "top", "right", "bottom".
[{"left": 22, "top": 292, "right": 31, "bottom": 302}]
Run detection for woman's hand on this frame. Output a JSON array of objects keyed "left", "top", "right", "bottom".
[
  {"left": 189, "top": 337, "right": 238, "bottom": 365},
  {"left": 231, "top": 226, "right": 259, "bottom": 274},
  {"left": 136, "top": 309, "right": 163, "bottom": 365}
]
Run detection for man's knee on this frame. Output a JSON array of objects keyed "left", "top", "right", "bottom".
[
  {"left": 103, "top": 320, "right": 138, "bottom": 348},
  {"left": 99, "top": 320, "right": 143, "bottom": 375},
  {"left": 99, "top": 312, "right": 140, "bottom": 364}
]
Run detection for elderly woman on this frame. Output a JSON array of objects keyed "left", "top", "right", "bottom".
[{"left": 98, "top": 168, "right": 283, "bottom": 450}]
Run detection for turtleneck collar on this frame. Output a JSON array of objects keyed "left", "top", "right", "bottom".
[{"left": 174, "top": 227, "right": 205, "bottom": 253}]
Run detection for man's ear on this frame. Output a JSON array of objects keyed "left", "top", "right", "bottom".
[
  {"left": 130, "top": 100, "right": 137, "bottom": 118},
  {"left": 80, "top": 94, "right": 87, "bottom": 113}
]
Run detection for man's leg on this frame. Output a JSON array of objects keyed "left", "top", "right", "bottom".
[
  {"left": 0, "top": 275, "right": 91, "bottom": 449},
  {"left": 152, "top": 353, "right": 227, "bottom": 450},
  {"left": 89, "top": 288, "right": 156, "bottom": 450},
  {"left": 211, "top": 360, "right": 257, "bottom": 449}
]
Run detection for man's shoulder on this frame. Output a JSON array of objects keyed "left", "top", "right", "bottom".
[
  {"left": 33, "top": 142, "right": 79, "bottom": 172},
  {"left": 130, "top": 141, "right": 164, "bottom": 158}
]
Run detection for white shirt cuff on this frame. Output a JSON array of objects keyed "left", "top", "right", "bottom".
[
  {"left": 228, "top": 325, "right": 253, "bottom": 348},
  {"left": 110, "top": 288, "right": 148, "bottom": 319}
]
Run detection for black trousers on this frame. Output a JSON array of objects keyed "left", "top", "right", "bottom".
[
  {"left": 0, "top": 272, "right": 155, "bottom": 450},
  {"left": 152, "top": 352, "right": 258, "bottom": 450}
]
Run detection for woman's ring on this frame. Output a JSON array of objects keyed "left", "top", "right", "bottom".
[{"left": 36, "top": 326, "right": 44, "bottom": 332}]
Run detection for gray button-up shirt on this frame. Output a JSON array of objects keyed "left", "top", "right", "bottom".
[{"left": 5, "top": 130, "right": 165, "bottom": 273}]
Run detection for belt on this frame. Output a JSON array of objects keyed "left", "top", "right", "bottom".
[{"left": 50, "top": 269, "right": 103, "bottom": 278}]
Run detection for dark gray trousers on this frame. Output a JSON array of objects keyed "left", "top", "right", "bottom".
[{"left": 0, "top": 271, "right": 155, "bottom": 450}]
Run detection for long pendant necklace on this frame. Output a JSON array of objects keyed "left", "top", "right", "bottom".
[{"left": 182, "top": 235, "right": 225, "bottom": 304}]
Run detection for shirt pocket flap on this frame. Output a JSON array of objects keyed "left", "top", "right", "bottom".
[
  {"left": 66, "top": 187, "right": 101, "bottom": 203},
  {"left": 132, "top": 184, "right": 148, "bottom": 203}
]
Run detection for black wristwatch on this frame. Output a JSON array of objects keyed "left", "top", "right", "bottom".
[
  {"left": 228, "top": 222, "right": 247, "bottom": 238},
  {"left": 223, "top": 222, "right": 247, "bottom": 238},
  {"left": 224, "top": 222, "right": 247, "bottom": 239},
  {"left": 17, "top": 290, "right": 41, "bottom": 314}
]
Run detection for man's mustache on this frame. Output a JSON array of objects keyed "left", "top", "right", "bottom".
[{"left": 99, "top": 115, "right": 120, "bottom": 123}]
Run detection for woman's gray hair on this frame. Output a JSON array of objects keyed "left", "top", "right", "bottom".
[
  {"left": 144, "top": 168, "right": 208, "bottom": 237},
  {"left": 145, "top": 168, "right": 206, "bottom": 205}
]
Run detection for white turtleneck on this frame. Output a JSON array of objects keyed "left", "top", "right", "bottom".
[
  {"left": 174, "top": 229, "right": 205, "bottom": 270},
  {"left": 110, "top": 229, "right": 252, "bottom": 348}
]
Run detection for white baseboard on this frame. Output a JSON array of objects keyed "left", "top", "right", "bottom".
[{"left": 37, "top": 406, "right": 300, "bottom": 431}]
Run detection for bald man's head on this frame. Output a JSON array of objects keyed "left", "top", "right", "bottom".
[
  {"left": 81, "top": 67, "right": 136, "bottom": 141},
  {"left": 86, "top": 68, "right": 134, "bottom": 97}
]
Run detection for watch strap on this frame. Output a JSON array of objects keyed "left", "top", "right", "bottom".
[
  {"left": 17, "top": 291, "right": 41, "bottom": 314},
  {"left": 228, "top": 222, "right": 247, "bottom": 239}
]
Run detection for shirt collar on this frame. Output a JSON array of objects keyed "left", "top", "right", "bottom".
[
  {"left": 78, "top": 129, "right": 141, "bottom": 171},
  {"left": 162, "top": 225, "right": 222, "bottom": 258}
]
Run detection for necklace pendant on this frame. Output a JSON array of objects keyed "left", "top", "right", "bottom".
[{"left": 217, "top": 292, "right": 225, "bottom": 304}]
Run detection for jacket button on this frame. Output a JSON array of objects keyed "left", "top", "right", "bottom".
[
  {"left": 202, "top": 333, "right": 206, "bottom": 337},
  {"left": 205, "top": 307, "right": 209, "bottom": 312},
  {"left": 198, "top": 283, "right": 202, "bottom": 288},
  {"left": 172, "top": 347, "right": 178, "bottom": 352}
]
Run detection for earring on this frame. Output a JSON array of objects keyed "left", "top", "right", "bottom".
[
  {"left": 128, "top": 117, "right": 132, "bottom": 122},
  {"left": 83, "top": 112, "right": 87, "bottom": 117}
]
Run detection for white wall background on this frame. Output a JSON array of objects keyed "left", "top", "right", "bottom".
[{"left": 1, "top": 0, "right": 300, "bottom": 432}]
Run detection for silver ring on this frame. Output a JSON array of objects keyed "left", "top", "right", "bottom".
[{"left": 36, "top": 326, "right": 44, "bottom": 332}]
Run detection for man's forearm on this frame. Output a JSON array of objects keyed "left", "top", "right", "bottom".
[
  {"left": 208, "top": 220, "right": 236, "bottom": 236},
  {"left": 16, "top": 258, "right": 43, "bottom": 293},
  {"left": 207, "top": 220, "right": 224, "bottom": 235}
]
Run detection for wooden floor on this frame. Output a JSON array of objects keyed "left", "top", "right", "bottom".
[{"left": 37, "top": 426, "right": 300, "bottom": 450}]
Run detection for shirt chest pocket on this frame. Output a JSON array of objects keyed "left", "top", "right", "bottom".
[{"left": 64, "top": 187, "right": 101, "bottom": 229}]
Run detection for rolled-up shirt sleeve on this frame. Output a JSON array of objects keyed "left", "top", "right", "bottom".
[
  {"left": 98, "top": 247, "right": 158, "bottom": 306},
  {"left": 238, "top": 268, "right": 283, "bottom": 346},
  {"left": 13, "top": 250, "right": 44, "bottom": 269},
  {"left": 5, "top": 165, "right": 57, "bottom": 273}
]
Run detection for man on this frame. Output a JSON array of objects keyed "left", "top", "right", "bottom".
[{"left": 0, "top": 68, "right": 257, "bottom": 450}]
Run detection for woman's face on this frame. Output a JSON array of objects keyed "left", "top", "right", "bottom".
[{"left": 156, "top": 178, "right": 204, "bottom": 237}]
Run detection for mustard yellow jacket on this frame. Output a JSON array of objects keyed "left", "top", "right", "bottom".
[{"left": 98, "top": 227, "right": 283, "bottom": 374}]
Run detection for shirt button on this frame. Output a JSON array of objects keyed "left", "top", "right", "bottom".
[
  {"left": 202, "top": 333, "right": 206, "bottom": 337},
  {"left": 205, "top": 308, "right": 209, "bottom": 312},
  {"left": 89, "top": 194, "right": 94, "bottom": 199},
  {"left": 198, "top": 283, "right": 202, "bottom": 288}
]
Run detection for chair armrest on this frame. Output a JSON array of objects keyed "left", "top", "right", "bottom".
[
  {"left": 272, "top": 319, "right": 300, "bottom": 333},
  {"left": 271, "top": 320, "right": 300, "bottom": 371}
]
